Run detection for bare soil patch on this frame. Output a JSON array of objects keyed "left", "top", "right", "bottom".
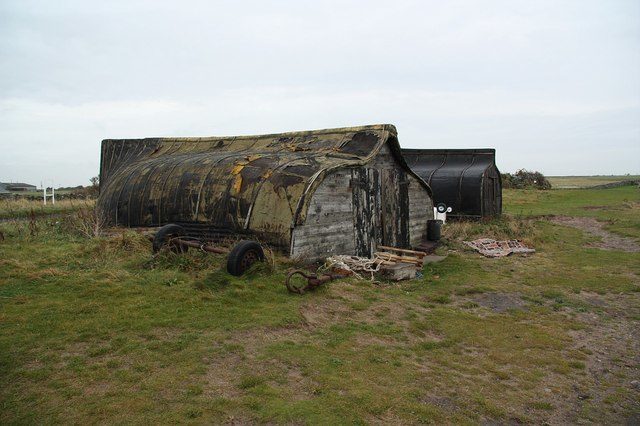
[
  {"left": 203, "top": 352, "right": 245, "bottom": 399},
  {"left": 299, "top": 297, "right": 354, "bottom": 328},
  {"left": 550, "top": 216, "right": 640, "bottom": 252},
  {"left": 202, "top": 325, "right": 311, "bottom": 400},
  {"left": 299, "top": 283, "right": 410, "bottom": 328},
  {"left": 546, "top": 291, "right": 640, "bottom": 424},
  {"left": 472, "top": 292, "right": 528, "bottom": 313}
]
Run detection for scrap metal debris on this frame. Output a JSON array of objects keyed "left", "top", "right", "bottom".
[
  {"left": 464, "top": 238, "right": 535, "bottom": 258},
  {"left": 285, "top": 269, "right": 351, "bottom": 294}
]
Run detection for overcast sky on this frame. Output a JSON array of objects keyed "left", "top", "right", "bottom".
[{"left": 1, "top": 0, "right": 639, "bottom": 187}]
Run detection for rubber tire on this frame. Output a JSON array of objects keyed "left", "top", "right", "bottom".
[
  {"left": 153, "top": 224, "right": 187, "bottom": 253},
  {"left": 226, "top": 240, "right": 265, "bottom": 276},
  {"left": 436, "top": 202, "right": 448, "bottom": 213}
]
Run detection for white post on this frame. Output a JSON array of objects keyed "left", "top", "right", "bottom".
[{"left": 42, "top": 180, "right": 55, "bottom": 205}]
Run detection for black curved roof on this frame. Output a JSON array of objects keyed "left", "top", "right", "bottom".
[{"left": 402, "top": 149, "right": 500, "bottom": 217}]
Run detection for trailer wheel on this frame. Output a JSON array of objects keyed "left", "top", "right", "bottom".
[
  {"left": 226, "top": 240, "right": 264, "bottom": 276},
  {"left": 153, "top": 224, "right": 188, "bottom": 253}
]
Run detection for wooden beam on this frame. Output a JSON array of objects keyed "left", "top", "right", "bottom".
[{"left": 377, "top": 245, "right": 427, "bottom": 258}]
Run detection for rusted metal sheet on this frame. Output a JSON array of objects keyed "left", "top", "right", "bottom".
[{"left": 98, "top": 124, "right": 432, "bottom": 252}]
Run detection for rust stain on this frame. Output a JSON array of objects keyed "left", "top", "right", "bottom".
[
  {"left": 232, "top": 174, "right": 243, "bottom": 193},
  {"left": 231, "top": 163, "right": 246, "bottom": 175}
]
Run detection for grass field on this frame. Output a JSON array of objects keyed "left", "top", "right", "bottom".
[
  {"left": 0, "top": 198, "right": 93, "bottom": 220},
  {"left": 547, "top": 175, "right": 640, "bottom": 189},
  {"left": 1, "top": 187, "right": 639, "bottom": 424}
]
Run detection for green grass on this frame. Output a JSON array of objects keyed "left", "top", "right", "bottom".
[
  {"left": 547, "top": 175, "right": 640, "bottom": 189},
  {"left": 0, "top": 198, "right": 93, "bottom": 220},
  {"left": 504, "top": 186, "right": 640, "bottom": 239},
  {"left": 1, "top": 187, "right": 639, "bottom": 424}
]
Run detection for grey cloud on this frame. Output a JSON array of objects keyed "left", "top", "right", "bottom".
[{"left": 1, "top": 0, "right": 638, "bottom": 186}]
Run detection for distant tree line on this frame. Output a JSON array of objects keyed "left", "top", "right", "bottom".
[{"left": 501, "top": 169, "right": 551, "bottom": 190}]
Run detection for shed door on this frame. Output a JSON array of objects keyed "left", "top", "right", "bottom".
[
  {"left": 486, "top": 177, "right": 496, "bottom": 216},
  {"left": 351, "top": 168, "right": 379, "bottom": 257},
  {"left": 494, "top": 176, "right": 502, "bottom": 215},
  {"left": 485, "top": 176, "right": 501, "bottom": 217},
  {"left": 380, "top": 169, "right": 410, "bottom": 248}
]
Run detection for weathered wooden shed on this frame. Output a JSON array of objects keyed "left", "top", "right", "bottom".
[
  {"left": 402, "top": 148, "right": 502, "bottom": 219},
  {"left": 97, "top": 124, "right": 434, "bottom": 261}
]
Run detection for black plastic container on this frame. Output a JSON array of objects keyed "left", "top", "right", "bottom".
[{"left": 427, "top": 219, "right": 442, "bottom": 241}]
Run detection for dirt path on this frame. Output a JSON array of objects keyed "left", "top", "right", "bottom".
[
  {"left": 557, "top": 292, "right": 640, "bottom": 425},
  {"left": 550, "top": 216, "right": 640, "bottom": 252}
]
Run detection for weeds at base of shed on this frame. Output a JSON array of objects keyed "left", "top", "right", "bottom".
[
  {"left": 76, "top": 232, "right": 152, "bottom": 267},
  {"left": 61, "top": 203, "right": 107, "bottom": 238}
]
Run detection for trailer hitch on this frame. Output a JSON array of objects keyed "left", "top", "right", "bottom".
[{"left": 285, "top": 269, "right": 350, "bottom": 294}]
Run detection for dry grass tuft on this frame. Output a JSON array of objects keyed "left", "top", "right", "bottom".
[
  {"left": 442, "top": 215, "right": 538, "bottom": 247},
  {"left": 93, "top": 231, "right": 150, "bottom": 254},
  {"left": 0, "top": 197, "right": 93, "bottom": 219},
  {"left": 62, "top": 203, "right": 107, "bottom": 238},
  {"left": 26, "top": 267, "right": 69, "bottom": 280}
]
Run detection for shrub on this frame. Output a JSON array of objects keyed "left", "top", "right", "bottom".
[
  {"left": 502, "top": 169, "right": 551, "bottom": 190},
  {"left": 62, "top": 203, "right": 107, "bottom": 238}
]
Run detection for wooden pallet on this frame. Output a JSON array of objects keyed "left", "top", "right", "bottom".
[
  {"left": 376, "top": 245, "right": 427, "bottom": 267},
  {"left": 375, "top": 246, "right": 428, "bottom": 280}
]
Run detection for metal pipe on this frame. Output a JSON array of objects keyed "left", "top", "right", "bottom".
[{"left": 174, "top": 238, "right": 228, "bottom": 254}]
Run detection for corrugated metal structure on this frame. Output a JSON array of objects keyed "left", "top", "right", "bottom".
[
  {"left": 402, "top": 148, "right": 502, "bottom": 219},
  {"left": 97, "top": 124, "right": 434, "bottom": 261}
]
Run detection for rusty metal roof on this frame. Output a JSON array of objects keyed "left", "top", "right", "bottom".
[{"left": 97, "top": 124, "right": 430, "bottom": 246}]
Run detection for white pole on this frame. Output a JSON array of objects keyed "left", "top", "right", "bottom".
[
  {"left": 52, "top": 186, "right": 55, "bottom": 204},
  {"left": 43, "top": 186, "right": 46, "bottom": 205}
]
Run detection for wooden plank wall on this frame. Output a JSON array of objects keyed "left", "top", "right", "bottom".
[
  {"left": 372, "top": 144, "right": 428, "bottom": 248},
  {"left": 352, "top": 167, "right": 380, "bottom": 257},
  {"left": 290, "top": 170, "right": 355, "bottom": 261},
  {"left": 290, "top": 142, "right": 433, "bottom": 261},
  {"left": 408, "top": 177, "right": 432, "bottom": 247}
]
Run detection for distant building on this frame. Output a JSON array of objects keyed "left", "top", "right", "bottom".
[
  {"left": 1, "top": 182, "right": 38, "bottom": 192},
  {"left": 0, "top": 182, "right": 10, "bottom": 195}
]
